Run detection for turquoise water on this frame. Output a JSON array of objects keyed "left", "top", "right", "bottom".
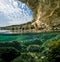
[{"left": 0, "top": 32, "right": 60, "bottom": 42}]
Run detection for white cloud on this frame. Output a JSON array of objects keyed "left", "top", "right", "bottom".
[{"left": 0, "top": 0, "right": 33, "bottom": 27}]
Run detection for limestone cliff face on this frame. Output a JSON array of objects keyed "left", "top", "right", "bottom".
[
  {"left": 20, "top": 0, "right": 60, "bottom": 31},
  {"left": 0, "top": 0, "right": 60, "bottom": 33}
]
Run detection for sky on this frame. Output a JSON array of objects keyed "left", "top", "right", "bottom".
[{"left": 0, "top": 0, "right": 34, "bottom": 27}]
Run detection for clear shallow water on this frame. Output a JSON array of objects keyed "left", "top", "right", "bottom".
[{"left": 0, "top": 32, "right": 60, "bottom": 42}]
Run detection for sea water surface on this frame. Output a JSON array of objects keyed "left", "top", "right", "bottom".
[
  {"left": 0, "top": 30, "right": 13, "bottom": 34},
  {"left": 0, "top": 31, "right": 60, "bottom": 42}
]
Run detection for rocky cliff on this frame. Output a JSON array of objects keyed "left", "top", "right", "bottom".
[
  {"left": 0, "top": 0, "right": 60, "bottom": 33},
  {"left": 21, "top": 0, "right": 60, "bottom": 29}
]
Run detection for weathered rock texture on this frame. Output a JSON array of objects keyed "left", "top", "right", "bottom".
[{"left": 0, "top": 0, "right": 60, "bottom": 33}]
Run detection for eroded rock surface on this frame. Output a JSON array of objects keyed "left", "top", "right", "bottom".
[{"left": 0, "top": 0, "right": 60, "bottom": 33}]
